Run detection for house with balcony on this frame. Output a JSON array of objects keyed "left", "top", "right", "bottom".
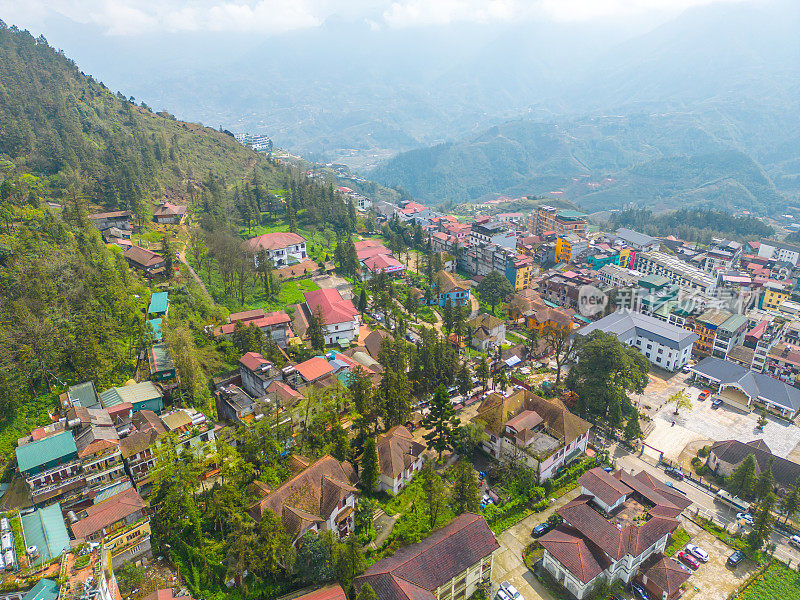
[
  {"left": 74, "top": 425, "right": 127, "bottom": 497},
  {"left": 423, "top": 270, "right": 471, "bottom": 308},
  {"left": 303, "top": 288, "right": 360, "bottom": 347},
  {"left": 355, "top": 513, "right": 498, "bottom": 600},
  {"left": 245, "top": 232, "right": 308, "bottom": 267},
  {"left": 160, "top": 409, "right": 217, "bottom": 457},
  {"left": 247, "top": 455, "right": 358, "bottom": 543},
  {"left": 152, "top": 202, "right": 187, "bottom": 224},
  {"left": 119, "top": 411, "right": 168, "bottom": 495},
  {"left": 473, "top": 390, "right": 591, "bottom": 481},
  {"left": 538, "top": 468, "right": 691, "bottom": 600},
  {"left": 123, "top": 245, "right": 166, "bottom": 279},
  {"left": 16, "top": 431, "right": 84, "bottom": 506},
  {"left": 239, "top": 352, "right": 282, "bottom": 398},
  {"left": 468, "top": 313, "right": 506, "bottom": 351},
  {"left": 374, "top": 426, "right": 425, "bottom": 494}
]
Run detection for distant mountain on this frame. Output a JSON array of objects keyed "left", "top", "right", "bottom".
[
  {"left": 369, "top": 108, "right": 797, "bottom": 214},
  {"left": 0, "top": 21, "right": 264, "bottom": 208}
]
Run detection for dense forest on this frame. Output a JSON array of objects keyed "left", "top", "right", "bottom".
[
  {"left": 0, "top": 21, "right": 261, "bottom": 214},
  {"left": 607, "top": 208, "right": 775, "bottom": 243}
]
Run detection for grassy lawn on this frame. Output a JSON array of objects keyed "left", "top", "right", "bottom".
[
  {"left": 665, "top": 527, "right": 691, "bottom": 556},
  {"left": 739, "top": 561, "right": 800, "bottom": 600}
]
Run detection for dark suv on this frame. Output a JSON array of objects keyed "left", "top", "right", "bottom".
[{"left": 727, "top": 550, "right": 744, "bottom": 567}]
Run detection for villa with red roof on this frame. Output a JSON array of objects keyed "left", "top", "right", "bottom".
[
  {"left": 538, "top": 467, "right": 691, "bottom": 599},
  {"left": 214, "top": 309, "right": 291, "bottom": 347},
  {"left": 303, "top": 289, "right": 360, "bottom": 346},
  {"left": 245, "top": 232, "right": 307, "bottom": 267}
]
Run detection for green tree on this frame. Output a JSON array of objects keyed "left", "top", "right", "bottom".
[
  {"left": 358, "top": 288, "right": 368, "bottom": 313},
  {"left": 728, "top": 454, "right": 757, "bottom": 498},
  {"left": 451, "top": 461, "right": 481, "bottom": 514},
  {"left": 162, "top": 232, "right": 174, "bottom": 278},
  {"left": 307, "top": 307, "right": 326, "bottom": 351},
  {"left": 755, "top": 457, "right": 775, "bottom": 502},
  {"left": 421, "top": 461, "right": 447, "bottom": 529},
  {"left": 668, "top": 389, "right": 692, "bottom": 415},
  {"left": 360, "top": 437, "right": 379, "bottom": 492},
  {"left": 747, "top": 492, "right": 776, "bottom": 551},
  {"left": 566, "top": 331, "right": 649, "bottom": 426},
  {"left": 476, "top": 357, "right": 490, "bottom": 391},
  {"left": 624, "top": 414, "right": 642, "bottom": 441},
  {"left": 779, "top": 476, "right": 800, "bottom": 524},
  {"left": 356, "top": 583, "right": 378, "bottom": 600},
  {"left": 443, "top": 297, "right": 454, "bottom": 334},
  {"left": 454, "top": 421, "right": 486, "bottom": 457},
  {"left": 476, "top": 270, "right": 514, "bottom": 314},
  {"left": 540, "top": 323, "right": 575, "bottom": 387},
  {"left": 456, "top": 361, "right": 472, "bottom": 396},
  {"left": 334, "top": 536, "right": 366, "bottom": 595},
  {"left": 422, "top": 384, "right": 460, "bottom": 461},
  {"left": 295, "top": 531, "right": 335, "bottom": 584}
]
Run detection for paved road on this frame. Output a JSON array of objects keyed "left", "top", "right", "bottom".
[{"left": 613, "top": 446, "right": 800, "bottom": 566}]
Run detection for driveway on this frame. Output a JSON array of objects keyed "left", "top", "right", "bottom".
[
  {"left": 676, "top": 523, "right": 759, "bottom": 600},
  {"left": 491, "top": 487, "right": 582, "bottom": 600},
  {"left": 645, "top": 386, "right": 800, "bottom": 463},
  {"left": 312, "top": 273, "right": 353, "bottom": 299}
]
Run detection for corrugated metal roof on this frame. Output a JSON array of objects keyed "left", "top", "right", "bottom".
[
  {"left": 20, "top": 503, "right": 70, "bottom": 563},
  {"left": 148, "top": 291, "right": 169, "bottom": 315},
  {"left": 147, "top": 318, "right": 162, "bottom": 341},
  {"left": 22, "top": 579, "right": 59, "bottom": 600},
  {"left": 100, "top": 381, "right": 162, "bottom": 407},
  {"left": 16, "top": 431, "right": 77, "bottom": 473}
]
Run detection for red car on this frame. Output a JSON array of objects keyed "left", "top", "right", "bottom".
[
  {"left": 698, "top": 390, "right": 711, "bottom": 401},
  {"left": 678, "top": 551, "right": 700, "bottom": 570}
]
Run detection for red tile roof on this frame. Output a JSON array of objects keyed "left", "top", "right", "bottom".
[
  {"left": 295, "top": 356, "right": 335, "bottom": 382},
  {"left": 123, "top": 245, "right": 163, "bottom": 267},
  {"left": 640, "top": 554, "right": 690, "bottom": 596},
  {"left": 304, "top": 288, "right": 358, "bottom": 325},
  {"left": 356, "top": 513, "right": 498, "bottom": 600},
  {"left": 539, "top": 525, "right": 612, "bottom": 584},
  {"left": 246, "top": 232, "right": 306, "bottom": 251},
  {"left": 240, "top": 352, "right": 270, "bottom": 372},
  {"left": 363, "top": 254, "right": 404, "bottom": 272},
  {"left": 229, "top": 309, "right": 266, "bottom": 323},
  {"left": 293, "top": 584, "right": 347, "bottom": 600},
  {"left": 578, "top": 467, "right": 633, "bottom": 508},
  {"left": 70, "top": 487, "right": 146, "bottom": 539}
]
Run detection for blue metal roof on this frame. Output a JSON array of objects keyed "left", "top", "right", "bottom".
[{"left": 148, "top": 291, "right": 169, "bottom": 315}]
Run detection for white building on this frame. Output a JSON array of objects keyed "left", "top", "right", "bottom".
[
  {"left": 635, "top": 251, "right": 717, "bottom": 293},
  {"left": 303, "top": 288, "right": 360, "bottom": 346},
  {"left": 758, "top": 238, "right": 800, "bottom": 266},
  {"left": 245, "top": 232, "right": 308, "bottom": 267},
  {"left": 375, "top": 426, "right": 425, "bottom": 494},
  {"left": 577, "top": 309, "right": 698, "bottom": 371},
  {"left": 470, "top": 221, "right": 516, "bottom": 250}
]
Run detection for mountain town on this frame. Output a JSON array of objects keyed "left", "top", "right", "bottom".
[{"left": 2, "top": 8, "right": 800, "bottom": 600}]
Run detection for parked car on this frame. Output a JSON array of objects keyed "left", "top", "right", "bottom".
[
  {"left": 501, "top": 581, "right": 523, "bottom": 600},
  {"left": 665, "top": 467, "right": 684, "bottom": 480},
  {"left": 685, "top": 544, "right": 709, "bottom": 562},
  {"left": 682, "top": 364, "right": 691, "bottom": 373},
  {"left": 678, "top": 551, "right": 700, "bottom": 570},
  {"left": 727, "top": 550, "right": 744, "bottom": 567},
  {"left": 790, "top": 535, "right": 800, "bottom": 549},
  {"left": 736, "top": 512, "right": 754, "bottom": 525},
  {"left": 711, "top": 398, "right": 723, "bottom": 409},
  {"left": 531, "top": 523, "right": 553, "bottom": 538},
  {"left": 631, "top": 583, "right": 650, "bottom": 600},
  {"left": 698, "top": 390, "right": 711, "bottom": 400},
  {"left": 496, "top": 589, "right": 512, "bottom": 600}
]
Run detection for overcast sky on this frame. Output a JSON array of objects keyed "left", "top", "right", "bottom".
[{"left": 0, "top": 0, "right": 751, "bottom": 36}]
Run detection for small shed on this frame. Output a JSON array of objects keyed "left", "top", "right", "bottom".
[{"left": 148, "top": 292, "right": 169, "bottom": 317}]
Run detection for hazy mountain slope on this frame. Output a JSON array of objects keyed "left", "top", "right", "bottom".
[
  {"left": 0, "top": 21, "right": 263, "bottom": 208},
  {"left": 370, "top": 111, "right": 792, "bottom": 214}
]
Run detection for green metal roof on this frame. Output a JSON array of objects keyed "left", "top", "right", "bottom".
[
  {"left": 148, "top": 291, "right": 169, "bottom": 315},
  {"left": 149, "top": 344, "right": 175, "bottom": 373},
  {"left": 22, "top": 579, "right": 59, "bottom": 600},
  {"left": 20, "top": 503, "right": 71, "bottom": 564},
  {"left": 556, "top": 210, "right": 586, "bottom": 220},
  {"left": 639, "top": 274, "right": 671, "bottom": 290},
  {"left": 15, "top": 431, "right": 77, "bottom": 473},
  {"left": 67, "top": 381, "right": 99, "bottom": 409},
  {"left": 718, "top": 314, "right": 748, "bottom": 334}
]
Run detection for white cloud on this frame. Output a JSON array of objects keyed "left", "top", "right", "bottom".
[{"left": 0, "top": 0, "right": 752, "bottom": 35}]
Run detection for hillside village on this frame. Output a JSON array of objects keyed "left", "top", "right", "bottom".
[{"left": 4, "top": 182, "right": 800, "bottom": 600}]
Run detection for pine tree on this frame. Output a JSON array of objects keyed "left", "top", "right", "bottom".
[
  {"left": 624, "top": 414, "right": 642, "bottom": 441},
  {"left": 356, "top": 583, "right": 378, "bottom": 600},
  {"left": 358, "top": 288, "right": 368, "bottom": 312},
  {"left": 360, "top": 437, "right": 379, "bottom": 492},
  {"left": 421, "top": 461, "right": 447, "bottom": 530},
  {"left": 162, "top": 232, "right": 174, "bottom": 278},
  {"left": 422, "top": 384, "right": 460, "bottom": 461},
  {"left": 728, "top": 454, "right": 757, "bottom": 498},
  {"left": 307, "top": 308, "right": 326, "bottom": 351},
  {"left": 451, "top": 461, "right": 481, "bottom": 514},
  {"left": 755, "top": 457, "right": 775, "bottom": 502},
  {"left": 457, "top": 362, "right": 472, "bottom": 396},
  {"left": 747, "top": 492, "right": 776, "bottom": 551},
  {"left": 476, "top": 357, "right": 490, "bottom": 391}
]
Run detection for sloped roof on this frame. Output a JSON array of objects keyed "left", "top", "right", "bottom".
[
  {"left": 120, "top": 428, "right": 161, "bottom": 459},
  {"left": 538, "top": 525, "right": 612, "bottom": 584},
  {"left": 123, "top": 245, "right": 163, "bottom": 267},
  {"left": 304, "top": 288, "right": 359, "bottom": 325},
  {"left": 355, "top": 513, "right": 498, "bottom": 600},
  {"left": 246, "top": 232, "right": 306, "bottom": 251},
  {"left": 292, "top": 584, "right": 347, "bottom": 600},
  {"left": 578, "top": 468, "right": 632, "bottom": 507},
  {"left": 711, "top": 439, "right": 800, "bottom": 489},
  {"left": 70, "top": 487, "right": 146, "bottom": 539},
  {"left": 365, "top": 330, "right": 393, "bottom": 359},
  {"left": 641, "top": 554, "right": 690, "bottom": 596},
  {"left": 100, "top": 381, "right": 162, "bottom": 408},
  {"left": 20, "top": 503, "right": 71, "bottom": 562},
  {"left": 296, "top": 356, "right": 335, "bottom": 382},
  {"left": 16, "top": 431, "right": 77, "bottom": 473},
  {"left": 74, "top": 426, "right": 119, "bottom": 458},
  {"left": 240, "top": 351, "right": 270, "bottom": 372},
  {"left": 578, "top": 309, "right": 697, "bottom": 350},
  {"left": 376, "top": 426, "right": 425, "bottom": 479},
  {"left": 434, "top": 270, "right": 468, "bottom": 295},
  {"left": 148, "top": 291, "right": 169, "bottom": 314}
]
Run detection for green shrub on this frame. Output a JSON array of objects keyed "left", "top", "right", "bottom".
[
  {"left": 698, "top": 446, "right": 709, "bottom": 458},
  {"left": 691, "top": 457, "right": 702, "bottom": 467}
]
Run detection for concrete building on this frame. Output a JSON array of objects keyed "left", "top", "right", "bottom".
[
  {"left": 635, "top": 251, "right": 717, "bottom": 293},
  {"left": 245, "top": 232, "right": 308, "bottom": 267},
  {"left": 577, "top": 310, "right": 697, "bottom": 371},
  {"left": 303, "top": 289, "right": 360, "bottom": 346}
]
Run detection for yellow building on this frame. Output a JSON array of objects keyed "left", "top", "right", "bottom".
[
  {"left": 104, "top": 518, "right": 151, "bottom": 565},
  {"left": 618, "top": 247, "right": 634, "bottom": 269},
  {"left": 762, "top": 282, "right": 790, "bottom": 310}
]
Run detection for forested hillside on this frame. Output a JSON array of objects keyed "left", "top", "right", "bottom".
[
  {"left": 0, "top": 21, "right": 259, "bottom": 214},
  {"left": 371, "top": 111, "right": 796, "bottom": 215}
]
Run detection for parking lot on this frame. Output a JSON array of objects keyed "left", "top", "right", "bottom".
[{"left": 633, "top": 369, "right": 800, "bottom": 465}]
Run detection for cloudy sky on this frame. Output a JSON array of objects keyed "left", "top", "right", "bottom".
[{"left": 0, "top": 0, "right": 750, "bottom": 36}]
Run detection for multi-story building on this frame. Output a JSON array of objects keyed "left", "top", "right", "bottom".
[
  {"left": 123, "top": 246, "right": 166, "bottom": 279},
  {"left": 554, "top": 234, "right": 588, "bottom": 264},
  {"left": 539, "top": 468, "right": 691, "bottom": 600},
  {"left": 238, "top": 351, "right": 282, "bottom": 398},
  {"left": 374, "top": 426, "right": 425, "bottom": 494},
  {"left": 119, "top": 410, "right": 167, "bottom": 495},
  {"left": 506, "top": 254, "right": 535, "bottom": 290},
  {"left": 74, "top": 426, "right": 127, "bottom": 498},
  {"left": 757, "top": 238, "right": 800, "bottom": 266},
  {"left": 469, "top": 221, "right": 516, "bottom": 250},
  {"left": 761, "top": 280, "right": 792, "bottom": 310},
  {"left": 531, "top": 206, "right": 587, "bottom": 237},
  {"left": 692, "top": 309, "right": 734, "bottom": 356},
  {"left": 214, "top": 309, "right": 292, "bottom": 347},
  {"left": 711, "top": 314, "right": 749, "bottom": 359},
  {"left": 245, "top": 232, "right": 308, "bottom": 267},
  {"left": 596, "top": 264, "right": 641, "bottom": 289},
  {"left": 578, "top": 310, "right": 697, "bottom": 371},
  {"left": 764, "top": 341, "right": 800, "bottom": 386},
  {"left": 160, "top": 409, "right": 217, "bottom": 457},
  {"left": 16, "top": 431, "right": 83, "bottom": 505},
  {"left": 701, "top": 239, "right": 742, "bottom": 273},
  {"left": 473, "top": 391, "right": 591, "bottom": 481},
  {"left": 635, "top": 251, "right": 717, "bottom": 293},
  {"left": 538, "top": 270, "right": 599, "bottom": 312},
  {"left": 423, "top": 270, "right": 471, "bottom": 307},
  {"left": 613, "top": 228, "right": 660, "bottom": 252},
  {"left": 355, "top": 513, "right": 498, "bottom": 600},
  {"left": 303, "top": 288, "right": 360, "bottom": 346}
]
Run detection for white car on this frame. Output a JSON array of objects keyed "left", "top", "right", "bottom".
[
  {"left": 496, "top": 590, "right": 512, "bottom": 600},
  {"left": 737, "top": 512, "right": 754, "bottom": 526},
  {"left": 501, "top": 581, "right": 523, "bottom": 600},
  {"left": 790, "top": 535, "right": 800, "bottom": 549},
  {"left": 685, "top": 543, "right": 709, "bottom": 562}
]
